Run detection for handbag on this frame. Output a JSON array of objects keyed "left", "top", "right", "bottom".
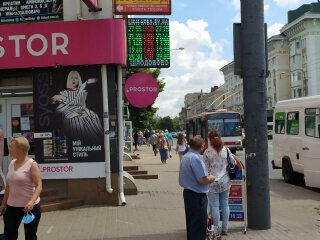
[{"left": 226, "top": 148, "right": 238, "bottom": 180}]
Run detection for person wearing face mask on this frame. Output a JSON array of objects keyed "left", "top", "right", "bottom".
[
  {"left": 51, "top": 70, "right": 103, "bottom": 141},
  {"left": 0, "top": 137, "right": 42, "bottom": 240}
]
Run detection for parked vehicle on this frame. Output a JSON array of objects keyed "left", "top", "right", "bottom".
[{"left": 272, "top": 95, "right": 320, "bottom": 188}]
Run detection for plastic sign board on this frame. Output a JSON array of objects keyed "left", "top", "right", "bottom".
[
  {"left": 127, "top": 18, "right": 170, "bottom": 68},
  {"left": 228, "top": 170, "right": 245, "bottom": 222},
  {"left": 82, "top": 0, "right": 99, "bottom": 11},
  {"left": 0, "top": 0, "right": 63, "bottom": 24},
  {"left": 0, "top": 19, "right": 126, "bottom": 69},
  {"left": 114, "top": 0, "right": 171, "bottom": 15},
  {"left": 125, "top": 73, "right": 159, "bottom": 108}
]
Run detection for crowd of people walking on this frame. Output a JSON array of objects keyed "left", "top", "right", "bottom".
[{"left": 132, "top": 127, "right": 240, "bottom": 240}]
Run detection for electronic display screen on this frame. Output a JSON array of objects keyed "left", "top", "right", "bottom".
[{"left": 127, "top": 18, "right": 170, "bottom": 68}]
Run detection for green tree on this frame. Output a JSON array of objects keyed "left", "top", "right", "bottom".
[
  {"left": 127, "top": 68, "right": 165, "bottom": 130},
  {"left": 172, "top": 116, "right": 181, "bottom": 131},
  {"left": 157, "top": 116, "right": 173, "bottom": 131}
]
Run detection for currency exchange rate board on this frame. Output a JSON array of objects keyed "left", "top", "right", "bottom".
[{"left": 127, "top": 18, "right": 170, "bottom": 68}]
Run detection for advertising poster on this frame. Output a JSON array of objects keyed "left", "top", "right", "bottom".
[
  {"left": 0, "top": 0, "right": 63, "bottom": 24},
  {"left": 33, "top": 66, "right": 104, "bottom": 170}
]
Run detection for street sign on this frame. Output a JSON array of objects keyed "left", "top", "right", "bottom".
[
  {"left": 127, "top": 18, "right": 170, "bottom": 68},
  {"left": 114, "top": 0, "right": 171, "bottom": 15}
]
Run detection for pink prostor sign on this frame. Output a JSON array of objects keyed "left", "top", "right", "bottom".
[
  {"left": 0, "top": 19, "right": 126, "bottom": 69},
  {"left": 125, "top": 73, "right": 159, "bottom": 108}
]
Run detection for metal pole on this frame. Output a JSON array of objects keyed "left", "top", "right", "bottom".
[
  {"left": 241, "top": 0, "right": 271, "bottom": 229},
  {"left": 117, "top": 65, "right": 126, "bottom": 206},
  {"left": 101, "top": 65, "right": 113, "bottom": 194}
]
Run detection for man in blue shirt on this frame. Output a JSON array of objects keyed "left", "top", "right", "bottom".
[{"left": 179, "top": 136, "right": 215, "bottom": 240}]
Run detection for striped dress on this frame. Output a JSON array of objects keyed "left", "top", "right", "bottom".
[{"left": 55, "top": 84, "right": 103, "bottom": 141}]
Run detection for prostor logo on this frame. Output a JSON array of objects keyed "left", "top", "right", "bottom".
[
  {"left": 0, "top": 33, "right": 69, "bottom": 58},
  {"left": 127, "top": 87, "right": 157, "bottom": 93}
]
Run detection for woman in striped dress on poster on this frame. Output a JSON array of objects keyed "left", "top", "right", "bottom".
[{"left": 51, "top": 70, "right": 103, "bottom": 141}]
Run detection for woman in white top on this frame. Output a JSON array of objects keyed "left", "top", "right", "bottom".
[
  {"left": 203, "top": 131, "right": 236, "bottom": 236},
  {"left": 175, "top": 133, "right": 187, "bottom": 161}
]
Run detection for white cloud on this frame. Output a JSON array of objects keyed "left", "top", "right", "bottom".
[
  {"left": 154, "top": 20, "right": 228, "bottom": 117},
  {"left": 231, "top": 0, "right": 240, "bottom": 11},
  {"left": 273, "top": 0, "right": 300, "bottom": 7},
  {"left": 264, "top": 4, "right": 270, "bottom": 12},
  {"left": 268, "top": 23, "right": 285, "bottom": 37}
]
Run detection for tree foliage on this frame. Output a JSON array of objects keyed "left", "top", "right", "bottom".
[{"left": 127, "top": 68, "right": 165, "bottom": 130}]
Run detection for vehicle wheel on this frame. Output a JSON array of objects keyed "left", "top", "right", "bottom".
[
  {"left": 231, "top": 149, "right": 236, "bottom": 154},
  {"left": 282, "top": 160, "right": 295, "bottom": 184}
]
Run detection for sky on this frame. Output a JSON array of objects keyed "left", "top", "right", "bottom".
[{"left": 154, "top": 0, "right": 314, "bottom": 117}]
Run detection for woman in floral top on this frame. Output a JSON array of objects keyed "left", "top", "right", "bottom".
[{"left": 203, "top": 131, "right": 236, "bottom": 236}]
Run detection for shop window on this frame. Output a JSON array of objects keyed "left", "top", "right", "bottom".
[{"left": 287, "top": 112, "right": 299, "bottom": 135}]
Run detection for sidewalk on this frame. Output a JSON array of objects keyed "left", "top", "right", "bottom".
[{"left": 2, "top": 144, "right": 320, "bottom": 239}]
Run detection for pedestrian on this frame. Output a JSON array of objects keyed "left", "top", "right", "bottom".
[
  {"left": 157, "top": 132, "right": 169, "bottom": 163},
  {"left": 179, "top": 136, "right": 215, "bottom": 240},
  {"left": 176, "top": 133, "right": 188, "bottom": 161},
  {"left": 138, "top": 130, "right": 144, "bottom": 146},
  {"left": 144, "top": 130, "right": 151, "bottom": 147},
  {"left": 149, "top": 131, "right": 158, "bottom": 156},
  {"left": 133, "top": 130, "right": 139, "bottom": 151},
  {"left": 0, "top": 137, "right": 42, "bottom": 240},
  {"left": 164, "top": 129, "right": 173, "bottom": 158},
  {"left": 203, "top": 131, "right": 238, "bottom": 236}
]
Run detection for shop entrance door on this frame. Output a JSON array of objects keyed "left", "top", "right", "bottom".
[{"left": 0, "top": 97, "right": 34, "bottom": 176}]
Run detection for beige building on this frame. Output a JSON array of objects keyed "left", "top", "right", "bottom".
[
  {"left": 281, "top": 2, "right": 320, "bottom": 98},
  {"left": 266, "top": 34, "right": 291, "bottom": 117},
  {"left": 220, "top": 62, "right": 244, "bottom": 115}
]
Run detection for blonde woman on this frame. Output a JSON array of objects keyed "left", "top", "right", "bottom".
[
  {"left": 0, "top": 137, "right": 42, "bottom": 240},
  {"left": 51, "top": 70, "right": 103, "bottom": 140}
]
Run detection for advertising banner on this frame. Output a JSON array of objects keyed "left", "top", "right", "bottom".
[
  {"left": 0, "top": 0, "right": 63, "bottom": 24},
  {"left": 0, "top": 19, "right": 126, "bottom": 69},
  {"left": 33, "top": 66, "right": 105, "bottom": 179},
  {"left": 114, "top": 0, "right": 171, "bottom": 15}
]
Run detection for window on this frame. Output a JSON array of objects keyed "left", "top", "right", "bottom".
[
  {"left": 287, "top": 112, "right": 299, "bottom": 135},
  {"left": 275, "top": 112, "right": 285, "bottom": 134},
  {"left": 305, "top": 108, "right": 320, "bottom": 138}
]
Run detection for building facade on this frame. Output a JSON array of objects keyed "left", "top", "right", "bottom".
[
  {"left": 281, "top": 2, "right": 320, "bottom": 98},
  {"left": 220, "top": 62, "right": 244, "bottom": 115},
  {"left": 0, "top": 0, "right": 125, "bottom": 205}
]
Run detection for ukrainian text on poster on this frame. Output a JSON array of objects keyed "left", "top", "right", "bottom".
[{"left": 0, "top": 0, "right": 63, "bottom": 24}]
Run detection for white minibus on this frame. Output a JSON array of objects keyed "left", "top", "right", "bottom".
[{"left": 272, "top": 95, "right": 320, "bottom": 188}]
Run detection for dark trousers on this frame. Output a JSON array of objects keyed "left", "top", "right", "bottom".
[
  {"left": 4, "top": 203, "right": 41, "bottom": 240},
  {"left": 152, "top": 144, "right": 157, "bottom": 155},
  {"left": 183, "top": 189, "right": 208, "bottom": 240}
]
